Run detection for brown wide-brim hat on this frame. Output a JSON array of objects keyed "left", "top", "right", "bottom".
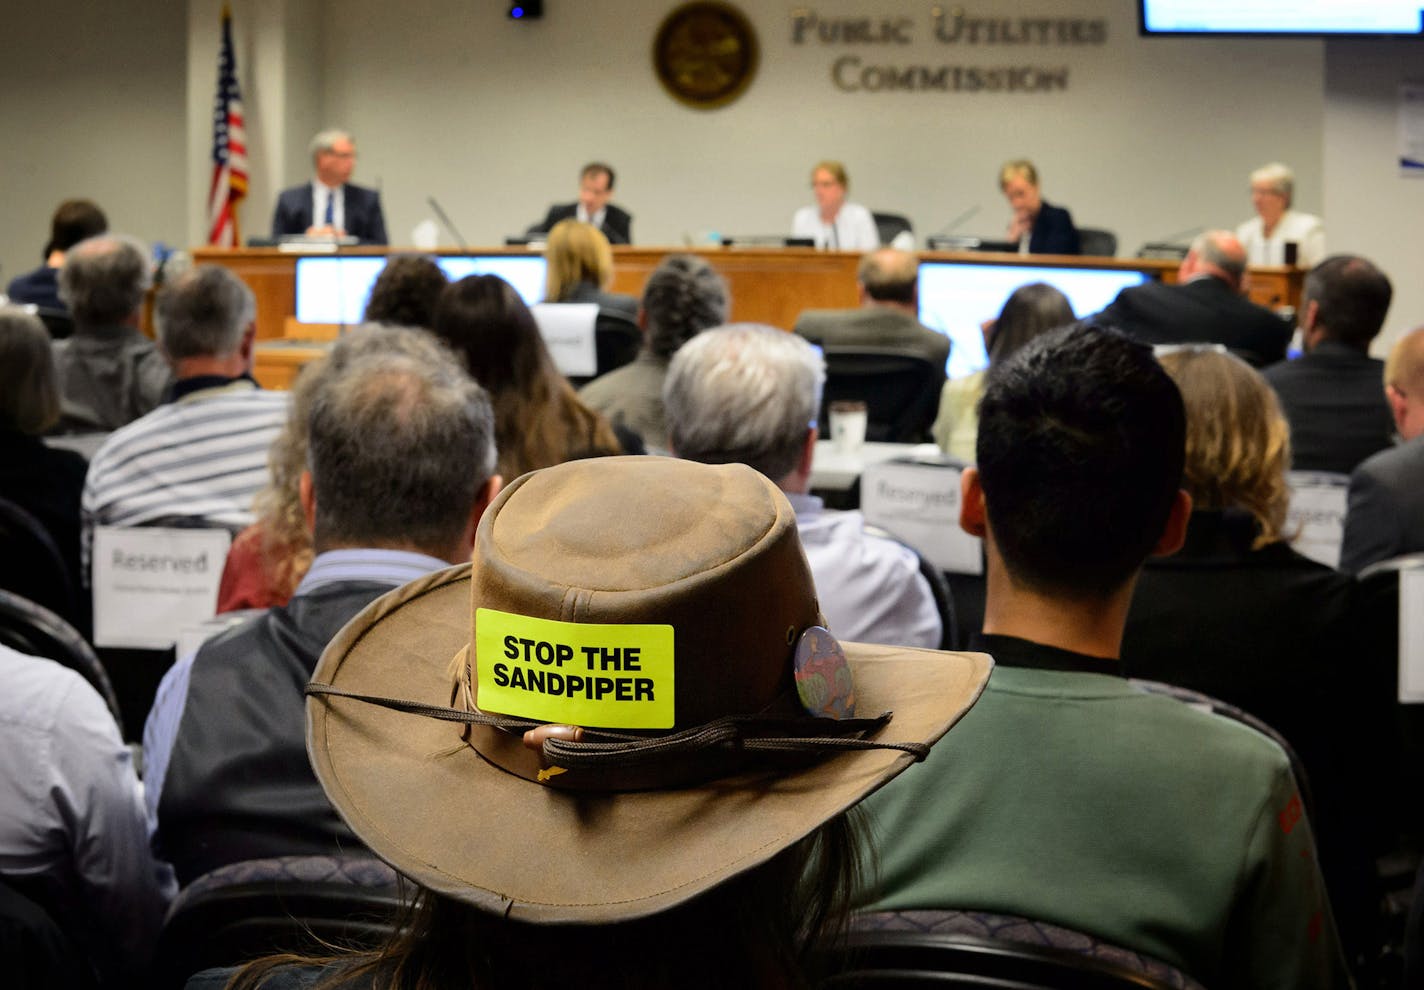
[{"left": 308, "top": 457, "right": 991, "bottom": 924}]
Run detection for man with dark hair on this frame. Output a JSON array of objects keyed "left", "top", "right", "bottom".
[
  {"left": 579, "top": 253, "right": 728, "bottom": 451},
  {"left": 1096, "top": 229, "right": 1291, "bottom": 367},
  {"left": 793, "top": 248, "right": 950, "bottom": 382},
  {"left": 529, "top": 162, "right": 633, "bottom": 244},
  {"left": 271, "top": 129, "right": 388, "bottom": 245},
  {"left": 1264, "top": 254, "right": 1395, "bottom": 473},
  {"left": 52, "top": 234, "right": 172, "bottom": 433},
  {"left": 81, "top": 265, "right": 288, "bottom": 577},
  {"left": 6, "top": 198, "right": 108, "bottom": 314},
  {"left": 143, "top": 327, "right": 501, "bottom": 883},
  {"left": 861, "top": 323, "right": 1348, "bottom": 988}
]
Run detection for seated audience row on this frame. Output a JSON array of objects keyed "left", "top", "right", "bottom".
[{"left": 6, "top": 198, "right": 108, "bottom": 316}]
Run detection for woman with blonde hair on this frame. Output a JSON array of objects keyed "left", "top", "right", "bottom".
[
  {"left": 791, "top": 160, "right": 880, "bottom": 251},
  {"left": 543, "top": 219, "right": 637, "bottom": 320},
  {"left": 1122, "top": 347, "right": 1385, "bottom": 960},
  {"left": 433, "top": 274, "right": 623, "bottom": 479}
]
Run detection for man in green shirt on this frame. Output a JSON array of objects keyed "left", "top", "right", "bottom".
[{"left": 861, "top": 323, "right": 1351, "bottom": 989}]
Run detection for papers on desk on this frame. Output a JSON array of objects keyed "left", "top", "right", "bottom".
[{"left": 861, "top": 456, "right": 983, "bottom": 576}]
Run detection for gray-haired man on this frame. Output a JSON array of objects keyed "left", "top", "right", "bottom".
[{"left": 271, "top": 128, "right": 388, "bottom": 244}]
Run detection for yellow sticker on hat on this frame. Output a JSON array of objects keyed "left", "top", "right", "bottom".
[{"left": 474, "top": 608, "right": 675, "bottom": 729}]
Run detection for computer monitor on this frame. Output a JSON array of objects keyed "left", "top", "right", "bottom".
[
  {"left": 1139, "top": 0, "right": 1424, "bottom": 36},
  {"left": 294, "top": 254, "right": 547, "bottom": 325},
  {"left": 917, "top": 261, "right": 1150, "bottom": 379}
]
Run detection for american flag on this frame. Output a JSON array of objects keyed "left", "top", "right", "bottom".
[{"left": 207, "top": 5, "right": 247, "bottom": 246}]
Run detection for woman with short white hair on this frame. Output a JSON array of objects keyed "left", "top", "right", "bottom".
[{"left": 1235, "top": 162, "right": 1325, "bottom": 268}]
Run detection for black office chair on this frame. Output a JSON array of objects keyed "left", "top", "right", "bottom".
[
  {"left": 873, "top": 212, "right": 914, "bottom": 247},
  {"left": 33, "top": 307, "right": 75, "bottom": 340},
  {"left": 1077, "top": 228, "right": 1118, "bottom": 258},
  {"left": 820, "top": 347, "right": 941, "bottom": 444},
  {"left": 0, "top": 878, "right": 96, "bottom": 990},
  {"left": 863, "top": 524, "right": 957, "bottom": 651},
  {"left": 0, "top": 589, "right": 122, "bottom": 731},
  {"left": 814, "top": 910, "right": 1204, "bottom": 989},
  {"left": 153, "top": 855, "right": 408, "bottom": 990},
  {"left": 0, "top": 497, "right": 84, "bottom": 636}
]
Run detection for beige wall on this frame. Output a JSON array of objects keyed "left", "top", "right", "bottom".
[{"left": 0, "top": 0, "right": 187, "bottom": 286}]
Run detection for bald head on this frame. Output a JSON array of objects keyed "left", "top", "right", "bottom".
[
  {"left": 1385, "top": 326, "right": 1424, "bottom": 440},
  {"left": 857, "top": 248, "right": 919, "bottom": 308},
  {"left": 1181, "top": 230, "right": 1247, "bottom": 289}
]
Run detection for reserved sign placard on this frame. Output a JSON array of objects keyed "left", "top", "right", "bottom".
[
  {"left": 861, "top": 458, "right": 982, "bottom": 575},
  {"left": 92, "top": 527, "right": 232, "bottom": 649}
]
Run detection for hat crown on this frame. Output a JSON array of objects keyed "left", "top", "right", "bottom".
[{"left": 471, "top": 457, "right": 822, "bottom": 730}]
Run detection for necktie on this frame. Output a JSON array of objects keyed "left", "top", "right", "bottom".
[{"left": 324, "top": 190, "right": 335, "bottom": 226}]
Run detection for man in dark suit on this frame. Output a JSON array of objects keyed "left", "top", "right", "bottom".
[
  {"left": 1341, "top": 324, "right": 1424, "bottom": 573},
  {"left": 999, "top": 159, "right": 1080, "bottom": 255},
  {"left": 1263, "top": 254, "right": 1394, "bottom": 474},
  {"left": 270, "top": 129, "right": 388, "bottom": 245},
  {"left": 793, "top": 248, "right": 950, "bottom": 383},
  {"left": 1096, "top": 230, "right": 1290, "bottom": 367},
  {"left": 529, "top": 162, "right": 633, "bottom": 245}
]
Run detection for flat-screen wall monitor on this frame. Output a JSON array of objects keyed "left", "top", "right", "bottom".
[
  {"left": 1139, "top": 1, "right": 1424, "bottom": 35},
  {"left": 295, "top": 255, "right": 547, "bottom": 325},
  {"left": 917, "top": 262, "right": 1149, "bottom": 379}
]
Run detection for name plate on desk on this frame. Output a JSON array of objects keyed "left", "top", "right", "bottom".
[
  {"left": 1286, "top": 471, "right": 1349, "bottom": 569},
  {"left": 861, "top": 459, "right": 982, "bottom": 575},
  {"left": 531, "top": 303, "right": 598, "bottom": 378},
  {"left": 92, "top": 527, "right": 232, "bottom": 649}
]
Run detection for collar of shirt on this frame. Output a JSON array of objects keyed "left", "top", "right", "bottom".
[
  {"left": 577, "top": 203, "right": 607, "bottom": 229},
  {"left": 969, "top": 632, "right": 1122, "bottom": 677},
  {"left": 167, "top": 373, "right": 260, "bottom": 404},
  {"left": 294, "top": 548, "right": 452, "bottom": 598},
  {"left": 784, "top": 491, "right": 825, "bottom": 522}
]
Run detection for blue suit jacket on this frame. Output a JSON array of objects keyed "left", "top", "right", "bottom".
[
  {"left": 1029, "top": 201, "right": 1080, "bottom": 255},
  {"left": 270, "top": 183, "right": 388, "bottom": 245}
]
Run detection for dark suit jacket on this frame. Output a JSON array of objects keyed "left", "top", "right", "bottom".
[
  {"left": 270, "top": 183, "right": 388, "bottom": 245},
  {"left": 532, "top": 202, "right": 633, "bottom": 245},
  {"left": 1029, "top": 201, "right": 1080, "bottom": 255},
  {"left": 794, "top": 306, "right": 950, "bottom": 384},
  {"left": 1098, "top": 275, "right": 1291, "bottom": 368},
  {"left": 1263, "top": 341, "right": 1394, "bottom": 474},
  {"left": 1341, "top": 435, "right": 1424, "bottom": 573}
]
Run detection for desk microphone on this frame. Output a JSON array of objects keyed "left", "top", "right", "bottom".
[
  {"left": 427, "top": 196, "right": 470, "bottom": 251},
  {"left": 930, "top": 205, "right": 981, "bottom": 236}
]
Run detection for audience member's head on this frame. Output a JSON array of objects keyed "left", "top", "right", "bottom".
[
  {"left": 155, "top": 264, "right": 255, "bottom": 364},
  {"left": 254, "top": 325, "right": 461, "bottom": 597},
  {"left": 58, "top": 234, "right": 152, "bottom": 328},
  {"left": 363, "top": 254, "right": 448, "bottom": 329},
  {"left": 665, "top": 324, "right": 825, "bottom": 491},
  {"left": 985, "top": 282, "right": 1074, "bottom": 372},
  {"left": 1384, "top": 325, "right": 1424, "bottom": 441},
  {"left": 1180, "top": 230, "right": 1247, "bottom": 290},
  {"left": 0, "top": 307, "right": 61, "bottom": 435},
  {"left": 856, "top": 249, "right": 918, "bottom": 307},
  {"left": 639, "top": 255, "right": 728, "bottom": 361},
  {"left": 974, "top": 322, "right": 1186, "bottom": 599},
  {"left": 433, "top": 274, "right": 620, "bottom": 478},
  {"left": 44, "top": 199, "right": 108, "bottom": 260},
  {"left": 1301, "top": 254, "right": 1392, "bottom": 353},
  {"left": 1158, "top": 348, "right": 1290, "bottom": 547},
  {"left": 545, "top": 220, "right": 614, "bottom": 301},
  {"left": 304, "top": 331, "right": 497, "bottom": 562}
]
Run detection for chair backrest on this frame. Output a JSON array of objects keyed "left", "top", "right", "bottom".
[
  {"left": 0, "top": 496, "right": 83, "bottom": 632},
  {"left": 0, "top": 589, "right": 122, "bottom": 731},
  {"left": 814, "top": 910, "right": 1205, "bottom": 989},
  {"left": 872, "top": 212, "right": 913, "bottom": 247},
  {"left": 820, "top": 347, "right": 941, "bottom": 444},
  {"left": 1077, "top": 227, "right": 1118, "bottom": 258},
  {"left": 0, "top": 878, "right": 96, "bottom": 990},
  {"left": 579, "top": 311, "right": 642, "bottom": 387},
  {"left": 153, "top": 855, "right": 407, "bottom": 990},
  {"left": 863, "top": 523, "right": 958, "bottom": 650}
]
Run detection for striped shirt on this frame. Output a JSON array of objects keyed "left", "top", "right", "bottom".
[{"left": 81, "top": 378, "right": 289, "bottom": 578}]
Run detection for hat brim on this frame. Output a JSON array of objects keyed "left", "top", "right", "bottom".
[{"left": 308, "top": 563, "right": 991, "bottom": 924}]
